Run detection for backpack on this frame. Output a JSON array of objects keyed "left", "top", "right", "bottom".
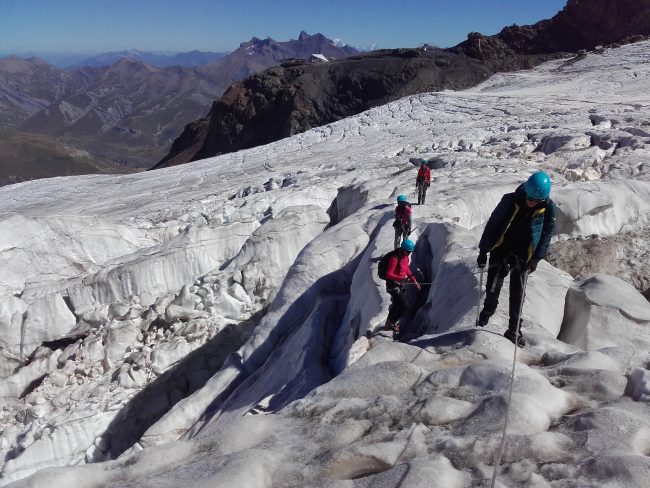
[
  {"left": 378, "top": 250, "right": 400, "bottom": 280},
  {"left": 395, "top": 202, "right": 411, "bottom": 224}
]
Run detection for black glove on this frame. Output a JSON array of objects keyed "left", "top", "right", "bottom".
[
  {"left": 477, "top": 252, "right": 487, "bottom": 269},
  {"left": 528, "top": 259, "right": 539, "bottom": 274}
]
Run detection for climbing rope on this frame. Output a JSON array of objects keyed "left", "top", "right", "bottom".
[
  {"left": 489, "top": 270, "right": 529, "bottom": 488},
  {"left": 476, "top": 266, "right": 484, "bottom": 325},
  {"left": 399, "top": 251, "right": 531, "bottom": 486},
  {"left": 400, "top": 262, "right": 503, "bottom": 286}
]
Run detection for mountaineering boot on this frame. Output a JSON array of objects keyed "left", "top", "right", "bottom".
[
  {"left": 392, "top": 323, "right": 400, "bottom": 341},
  {"left": 504, "top": 328, "right": 526, "bottom": 347},
  {"left": 476, "top": 309, "right": 491, "bottom": 327}
]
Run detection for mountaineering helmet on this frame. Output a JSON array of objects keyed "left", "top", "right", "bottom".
[
  {"left": 397, "top": 194, "right": 407, "bottom": 203},
  {"left": 524, "top": 171, "right": 552, "bottom": 200},
  {"left": 401, "top": 239, "right": 415, "bottom": 252}
]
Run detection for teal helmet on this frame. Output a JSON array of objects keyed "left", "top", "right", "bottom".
[
  {"left": 401, "top": 239, "right": 415, "bottom": 252},
  {"left": 397, "top": 194, "right": 407, "bottom": 203},
  {"left": 524, "top": 171, "right": 551, "bottom": 200}
]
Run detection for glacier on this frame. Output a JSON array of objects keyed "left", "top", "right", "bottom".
[{"left": 1, "top": 41, "right": 650, "bottom": 487}]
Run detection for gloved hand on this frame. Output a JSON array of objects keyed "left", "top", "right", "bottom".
[
  {"left": 477, "top": 251, "right": 487, "bottom": 269},
  {"left": 528, "top": 259, "right": 539, "bottom": 274}
]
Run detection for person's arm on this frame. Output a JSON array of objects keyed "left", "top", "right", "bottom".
[
  {"left": 533, "top": 200, "right": 557, "bottom": 260},
  {"left": 478, "top": 194, "right": 512, "bottom": 253},
  {"left": 404, "top": 262, "right": 421, "bottom": 289},
  {"left": 406, "top": 266, "right": 416, "bottom": 283}
]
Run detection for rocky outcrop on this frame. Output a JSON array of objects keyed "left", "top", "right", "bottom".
[{"left": 455, "top": 0, "right": 650, "bottom": 59}]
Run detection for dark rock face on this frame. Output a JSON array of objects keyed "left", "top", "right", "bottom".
[
  {"left": 555, "top": 0, "right": 650, "bottom": 47},
  {"left": 455, "top": 0, "right": 650, "bottom": 59},
  {"left": 156, "top": 0, "right": 650, "bottom": 169}
]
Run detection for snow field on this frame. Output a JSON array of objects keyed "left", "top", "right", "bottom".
[{"left": 1, "top": 41, "right": 650, "bottom": 486}]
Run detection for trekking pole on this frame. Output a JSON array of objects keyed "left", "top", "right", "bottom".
[
  {"left": 475, "top": 266, "right": 484, "bottom": 326},
  {"left": 490, "top": 269, "right": 529, "bottom": 488}
]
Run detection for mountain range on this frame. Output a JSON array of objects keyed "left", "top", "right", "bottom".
[
  {"left": 155, "top": 0, "right": 650, "bottom": 169},
  {"left": 3, "top": 0, "right": 650, "bottom": 184},
  {"left": 65, "top": 49, "right": 228, "bottom": 69},
  {"left": 0, "top": 32, "right": 357, "bottom": 184}
]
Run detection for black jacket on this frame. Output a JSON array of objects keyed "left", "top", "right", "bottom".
[{"left": 479, "top": 185, "right": 556, "bottom": 263}]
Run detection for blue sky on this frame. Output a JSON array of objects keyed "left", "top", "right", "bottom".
[{"left": 1, "top": 0, "right": 568, "bottom": 54}]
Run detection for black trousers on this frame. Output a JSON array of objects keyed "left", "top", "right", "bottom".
[
  {"left": 482, "top": 248, "right": 526, "bottom": 331},
  {"left": 417, "top": 182, "right": 429, "bottom": 204},
  {"left": 387, "top": 284, "right": 409, "bottom": 323}
]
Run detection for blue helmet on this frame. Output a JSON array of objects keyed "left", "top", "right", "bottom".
[
  {"left": 524, "top": 171, "right": 552, "bottom": 200},
  {"left": 401, "top": 239, "right": 415, "bottom": 252},
  {"left": 397, "top": 194, "right": 407, "bottom": 203}
]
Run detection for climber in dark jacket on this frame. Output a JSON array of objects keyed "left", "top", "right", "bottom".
[{"left": 476, "top": 171, "right": 556, "bottom": 347}]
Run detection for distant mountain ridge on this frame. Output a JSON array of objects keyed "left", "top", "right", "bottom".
[
  {"left": 155, "top": 0, "right": 650, "bottom": 169},
  {"left": 0, "top": 129, "right": 136, "bottom": 186},
  {"left": 67, "top": 49, "right": 228, "bottom": 69},
  {"left": 0, "top": 32, "right": 357, "bottom": 182},
  {"left": 198, "top": 31, "right": 358, "bottom": 83}
]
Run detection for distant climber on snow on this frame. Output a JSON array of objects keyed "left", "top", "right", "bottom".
[
  {"left": 393, "top": 194, "right": 412, "bottom": 249},
  {"left": 476, "top": 171, "right": 556, "bottom": 347},
  {"left": 416, "top": 160, "right": 431, "bottom": 205},
  {"left": 379, "top": 239, "right": 421, "bottom": 340}
]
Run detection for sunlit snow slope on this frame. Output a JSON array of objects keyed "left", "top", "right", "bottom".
[{"left": 2, "top": 41, "right": 650, "bottom": 487}]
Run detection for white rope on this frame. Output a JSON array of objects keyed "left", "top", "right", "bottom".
[
  {"left": 489, "top": 270, "right": 529, "bottom": 488},
  {"left": 400, "top": 262, "right": 503, "bottom": 286},
  {"left": 475, "top": 267, "right": 484, "bottom": 325}
]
